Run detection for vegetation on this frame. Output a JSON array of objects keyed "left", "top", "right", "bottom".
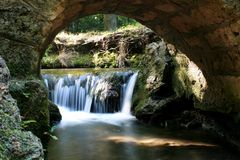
[
  {"left": 42, "top": 54, "right": 94, "bottom": 68},
  {"left": 42, "top": 51, "right": 142, "bottom": 69},
  {"left": 42, "top": 55, "right": 61, "bottom": 68},
  {"left": 93, "top": 51, "right": 117, "bottom": 68},
  {"left": 21, "top": 120, "right": 37, "bottom": 129},
  {"left": 66, "top": 14, "right": 139, "bottom": 33},
  {"left": 42, "top": 21, "right": 145, "bottom": 69}
]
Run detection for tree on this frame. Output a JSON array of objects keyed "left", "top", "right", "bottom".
[
  {"left": 65, "top": 14, "right": 138, "bottom": 33},
  {"left": 103, "top": 14, "right": 117, "bottom": 31}
]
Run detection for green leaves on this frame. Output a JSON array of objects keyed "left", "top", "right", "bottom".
[
  {"left": 65, "top": 14, "right": 139, "bottom": 33},
  {"left": 42, "top": 125, "right": 59, "bottom": 141},
  {"left": 21, "top": 120, "right": 36, "bottom": 129},
  {"left": 93, "top": 51, "right": 117, "bottom": 68},
  {"left": 49, "top": 135, "right": 58, "bottom": 140},
  {"left": 23, "top": 92, "right": 31, "bottom": 98}
]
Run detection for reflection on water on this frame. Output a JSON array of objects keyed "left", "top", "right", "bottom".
[
  {"left": 47, "top": 111, "right": 240, "bottom": 160},
  {"left": 105, "top": 136, "right": 217, "bottom": 147},
  {"left": 41, "top": 68, "right": 130, "bottom": 76}
]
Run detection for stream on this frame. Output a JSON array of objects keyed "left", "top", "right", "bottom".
[{"left": 43, "top": 69, "right": 240, "bottom": 160}]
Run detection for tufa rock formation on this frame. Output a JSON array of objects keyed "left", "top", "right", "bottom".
[
  {"left": 0, "top": 56, "right": 44, "bottom": 159},
  {"left": 134, "top": 40, "right": 240, "bottom": 151}
]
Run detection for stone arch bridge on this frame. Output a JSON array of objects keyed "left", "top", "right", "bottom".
[{"left": 0, "top": 0, "right": 239, "bottom": 123}]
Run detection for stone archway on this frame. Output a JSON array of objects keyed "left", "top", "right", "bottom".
[{"left": 0, "top": 0, "right": 240, "bottom": 123}]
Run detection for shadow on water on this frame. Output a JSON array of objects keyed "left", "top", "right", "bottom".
[
  {"left": 47, "top": 114, "right": 240, "bottom": 160},
  {"left": 44, "top": 68, "right": 239, "bottom": 160}
]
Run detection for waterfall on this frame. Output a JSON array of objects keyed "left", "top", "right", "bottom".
[
  {"left": 121, "top": 72, "right": 138, "bottom": 114},
  {"left": 43, "top": 71, "right": 138, "bottom": 114}
]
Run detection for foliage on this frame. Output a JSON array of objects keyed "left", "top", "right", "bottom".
[
  {"left": 44, "top": 132, "right": 58, "bottom": 141},
  {"left": 42, "top": 51, "right": 143, "bottom": 69},
  {"left": 42, "top": 53, "right": 94, "bottom": 68},
  {"left": 129, "top": 54, "right": 144, "bottom": 68},
  {"left": 65, "top": 14, "right": 139, "bottom": 33},
  {"left": 42, "top": 22, "right": 145, "bottom": 69},
  {"left": 92, "top": 51, "right": 117, "bottom": 68},
  {"left": 117, "top": 16, "right": 138, "bottom": 27},
  {"left": 44, "top": 44, "right": 55, "bottom": 56},
  {"left": 23, "top": 92, "right": 31, "bottom": 98},
  {"left": 43, "top": 125, "right": 58, "bottom": 141},
  {"left": 71, "top": 54, "right": 94, "bottom": 68},
  {"left": 21, "top": 120, "right": 37, "bottom": 129},
  {"left": 66, "top": 14, "right": 104, "bottom": 33},
  {"left": 42, "top": 55, "right": 61, "bottom": 68}
]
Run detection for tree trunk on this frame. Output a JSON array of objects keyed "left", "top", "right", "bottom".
[{"left": 104, "top": 14, "right": 117, "bottom": 31}]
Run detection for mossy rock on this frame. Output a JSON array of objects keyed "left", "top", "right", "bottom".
[
  {"left": 48, "top": 100, "right": 62, "bottom": 126},
  {"left": 9, "top": 80, "right": 50, "bottom": 139},
  {"left": 0, "top": 129, "right": 43, "bottom": 160},
  {"left": 0, "top": 37, "right": 40, "bottom": 78},
  {"left": 0, "top": 56, "right": 44, "bottom": 159}
]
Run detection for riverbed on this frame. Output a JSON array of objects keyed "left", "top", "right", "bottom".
[{"left": 47, "top": 109, "right": 240, "bottom": 160}]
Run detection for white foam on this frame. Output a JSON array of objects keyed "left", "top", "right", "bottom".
[{"left": 58, "top": 106, "right": 136, "bottom": 128}]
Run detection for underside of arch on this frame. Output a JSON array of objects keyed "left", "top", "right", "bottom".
[{"left": 0, "top": 0, "right": 240, "bottom": 115}]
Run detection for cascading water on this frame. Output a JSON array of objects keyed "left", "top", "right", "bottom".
[
  {"left": 121, "top": 72, "right": 138, "bottom": 114},
  {"left": 45, "top": 70, "right": 240, "bottom": 160},
  {"left": 43, "top": 71, "right": 138, "bottom": 115}
]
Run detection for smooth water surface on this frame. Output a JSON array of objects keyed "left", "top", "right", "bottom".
[
  {"left": 47, "top": 110, "right": 240, "bottom": 160},
  {"left": 41, "top": 68, "right": 130, "bottom": 76}
]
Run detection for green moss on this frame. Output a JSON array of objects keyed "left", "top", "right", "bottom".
[
  {"left": 48, "top": 100, "right": 62, "bottom": 126},
  {"left": 41, "top": 55, "right": 61, "bottom": 68},
  {"left": 0, "top": 37, "right": 39, "bottom": 78},
  {"left": 133, "top": 85, "right": 148, "bottom": 114},
  {"left": 0, "top": 102, "right": 43, "bottom": 159},
  {"left": 0, "top": 110, "right": 20, "bottom": 131},
  {"left": 93, "top": 51, "right": 117, "bottom": 68},
  {"left": 45, "top": 44, "right": 56, "bottom": 56},
  {"left": 0, "top": 143, "right": 9, "bottom": 160},
  {"left": 9, "top": 79, "right": 50, "bottom": 139},
  {"left": 132, "top": 52, "right": 151, "bottom": 114},
  {"left": 171, "top": 53, "right": 193, "bottom": 98},
  {"left": 42, "top": 52, "right": 143, "bottom": 69},
  {"left": 132, "top": 59, "right": 149, "bottom": 114},
  {"left": 0, "top": 129, "right": 43, "bottom": 160},
  {"left": 71, "top": 54, "right": 94, "bottom": 68},
  {"left": 171, "top": 53, "right": 208, "bottom": 105},
  {"left": 129, "top": 54, "right": 144, "bottom": 68},
  {"left": 42, "top": 53, "right": 94, "bottom": 68}
]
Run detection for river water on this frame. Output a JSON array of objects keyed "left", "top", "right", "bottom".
[
  {"left": 47, "top": 110, "right": 240, "bottom": 160},
  {"left": 44, "top": 69, "right": 240, "bottom": 160}
]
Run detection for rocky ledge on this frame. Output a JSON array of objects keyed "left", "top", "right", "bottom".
[
  {"left": 134, "top": 41, "right": 240, "bottom": 151},
  {"left": 0, "top": 56, "right": 44, "bottom": 159}
]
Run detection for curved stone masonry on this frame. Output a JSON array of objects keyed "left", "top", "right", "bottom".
[{"left": 0, "top": 1, "right": 239, "bottom": 123}]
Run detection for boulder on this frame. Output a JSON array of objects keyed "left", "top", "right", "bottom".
[
  {"left": 0, "top": 56, "right": 44, "bottom": 159},
  {"left": 48, "top": 100, "right": 62, "bottom": 126},
  {"left": 9, "top": 80, "right": 50, "bottom": 141}
]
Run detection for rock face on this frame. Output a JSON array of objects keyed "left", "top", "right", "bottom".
[
  {"left": 51, "top": 27, "right": 159, "bottom": 56},
  {"left": 134, "top": 41, "right": 240, "bottom": 150},
  {"left": 48, "top": 100, "right": 62, "bottom": 126},
  {"left": 9, "top": 80, "right": 50, "bottom": 140},
  {"left": 135, "top": 40, "right": 197, "bottom": 121},
  {"left": 0, "top": 56, "right": 44, "bottom": 159},
  {"left": 42, "top": 27, "right": 159, "bottom": 69}
]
